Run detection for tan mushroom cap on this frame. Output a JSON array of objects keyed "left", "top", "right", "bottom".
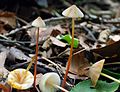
[
  {"left": 31, "top": 17, "right": 46, "bottom": 28},
  {"left": 88, "top": 59, "right": 105, "bottom": 87},
  {"left": 39, "top": 72, "right": 61, "bottom": 92},
  {"left": 62, "top": 5, "right": 84, "bottom": 18},
  {"left": 7, "top": 68, "right": 34, "bottom": 90}
]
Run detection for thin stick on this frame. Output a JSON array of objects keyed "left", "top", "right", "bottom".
[
  {"left": 34, "top": 27, "right": 40, "bottom": 88},
  {"left": 62, "top": 18, "right": 75, "bottom": 88},
  {"left": 101, "top": 72, "right": 120, "bottom": 83}
]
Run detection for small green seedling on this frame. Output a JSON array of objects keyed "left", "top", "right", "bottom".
[
  {"left": 31, "top": 17, "right": 46, "bottom": 87},
  {"left": 61, "top": 5, "right": 84, "bottom": 88},
  {"left": 57, "top": 34, "right": 79, "bottom": 48}
]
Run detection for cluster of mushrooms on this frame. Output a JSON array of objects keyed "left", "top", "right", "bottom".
[{"left": 6, "top": 5, "right": 120, "bottom": 92}]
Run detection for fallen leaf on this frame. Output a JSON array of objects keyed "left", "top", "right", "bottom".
[
  {"left": 9, "top": 47, "right": 30, "bottom": 61},
  {"left": 68, "top": 50, "right": 90, "bottom": 76},
  {"left": 92, "top": 40, "right": 120, "bottom": 57},
  {"left": 0, "top": 11, "right": 16, "bottom": 28},
  {"left": 50, "top": 36, "right": 67, "bottom": 47},
  {"left": 0, "top": 51, "right": 9, "bottom": 78},
  {"left": 0, "top": 23, "right": 7, "bottom": 34},
  {"left": 27, "top": 25, "right": 65, "bottom": 45}
]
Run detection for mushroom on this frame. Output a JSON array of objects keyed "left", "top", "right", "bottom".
[
  {"left": 61, "top": 5, "right": 84, "bottom": 88},
  {"left": 39, "top": 72, "right": 69, "bottom": 92},
  {"left": 89, "top": 59, "right": 120, "bottom": 87},
  {"left": 31, "top": 17, "right": 46, "bottom": 87},
  {"left": 7, "top": 68, "right": 34, "bottom": 90}
]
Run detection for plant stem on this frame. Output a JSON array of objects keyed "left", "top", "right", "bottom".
[
  {"left": 101, "top": 72, "right": 120, "bottom": 83},
  {"left": 62, "top": 18, "right": 75, "bottom": 89},
  {"left": 47, "top": 81, "right": 69, "bottom": 92},
  {"left": 52, "top": 84, "right": 69, "bottom": 92},
  {"left": 33, "top": 27, "right": 40, "bottom": 88}
]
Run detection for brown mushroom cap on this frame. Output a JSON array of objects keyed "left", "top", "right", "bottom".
[
  {"left": 88, "top": 59, "right": 105, "bottom": 87},
  {"left": 62, "top": 5, "right": 84, "bottom": 18}
]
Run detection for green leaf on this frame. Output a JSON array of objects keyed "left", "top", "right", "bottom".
[
  {"left": 70, "top": 80, "right": 119, "bottom": 92},
  {"left": 56, "top": 34, "right": 79, "bottom": 48},
  {"left": 70, "top": 80, "right": 96, "bottom": 92},
  {"left": 95, "top": 80, "right": 119, "bottom": 92}
]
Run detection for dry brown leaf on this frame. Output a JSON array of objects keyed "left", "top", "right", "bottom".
[
  {"left": 0, "top": 11, "right": 16, "bottom": 28},
  {"left": 50, "top": 36, "right": 67, "bottom": 47},
  {"left": 27, "top": 25, "right": 65, "bottom": 45},
  {"left": 88, "top": 59, "right": 105, "bottom": 87},
  {"left": 92, "top": 40, "right": 120, "bottom": 57},
  {"left": 0, "top": 23, "right": 7, "bottom": 34},
  {"left": 68, "top": 50, "right": 90, "bottom": 76},
  {"left": 0, "top": 51, "right": 9, "bottom": 78},
  {"left": 78, "top": 33, "right": 90, "bottom": 50}
]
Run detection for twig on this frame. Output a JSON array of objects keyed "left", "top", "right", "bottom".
[
  {"left": 5, "top": 25, "right": 32, "bottom": 37},
  {"left": 0, "top": 34, "right": 34, "bottom": 53},
  {"left": 15, "top": 16, "right": 29, "bottom": 25},
  {"left": 82, "top": 26, "right": 98, "bottom": 42}
]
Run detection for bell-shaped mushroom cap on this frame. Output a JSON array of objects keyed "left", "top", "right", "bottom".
[
  {"left": 32, "top": 17, "right": 46, "bottom": 28},
  {"left": 62, "top": 5, "right": 84, "bottom": 18},
  {"left": 88, "top": 59, "right": 105, "bottom": 87},
  {"left": 39, "top": 72, "right": 61, "bottom": 92},
  {"left": 7, "top": 69, "right": 34, "bottom": 90}
]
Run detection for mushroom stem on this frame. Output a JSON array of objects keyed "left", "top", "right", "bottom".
[
  {"left": 101, "top": 72, "right": 120, "bottom": 83},
  {"left": 52, "top": 84, "right": 69, "bottom": 92},
  {"left": 62, "top": 18, "right": 75, "bottom": 88},
  {"left": 47, "top": 82, "right": 69, "bottom": 92},
  {"left": 34, "top": 27, "right": 40, "bottom": 88}
]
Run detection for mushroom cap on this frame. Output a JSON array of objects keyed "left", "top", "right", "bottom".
[
  {"left": 7, "top": 68, "right": 34, "bottom": 90},
  {"left": 88, "top": 59, "right": 105, "bottom": 87},
  {"left": 31, "top": 17, "right": 46, "bottom": 28},
  {"left": 39, "top": 72, "right": 61, "bottom": 92},
  {"left": 62, "top": 5, "right": 84, "bottom": 18}
]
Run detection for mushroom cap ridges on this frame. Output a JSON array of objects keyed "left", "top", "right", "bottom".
[
  {"left": 39, "top": 72, "right": 61, "bottom": 92},
  {"left": 32, "top": 17, "right": 46, "bottom": 28},
  {"left": 62, "top": 5, "right": 84, "bottom": 18}
]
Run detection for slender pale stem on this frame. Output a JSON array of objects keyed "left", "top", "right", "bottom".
[
  {"left": 101, "top": 72, "right": 120, "bottom": 83},
  {"left": 104, "top": 62, "right": 120, "bottom": 65},
  {"left": 52, "top": 84, "right": 69, "bottom": 92},
  {"left": 62, "top": 18, "right": 75, "bottom": 89},
  {"left": 34, "top": 27, "right": 40, "bottom": 88},
  {"left": 47, "top": 82, "right": 69, "bottom": 92}
]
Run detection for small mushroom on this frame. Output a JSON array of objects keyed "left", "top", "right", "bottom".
[
  {"left": 62, "top": 5, "right": 84, "bottom": 88},
  {"left": 39, "top": 72, "right": 69, "bottom": 92},
  {"left": 62, "top": 5, "right": 84, "bottom": 18},
  {"left": 88, "top": 59, "right": 105, "bottom": 87},
  {"left": 7, "top": 68, "right": 34, "bottom": 90},
  {"left": 31, "top": 17, "right": 46, "bottom": 87},
  {"left": 32, "top": 17, "right": 46, "bottom": 28},
  {"left": 89, "top": 59, "right": 120, "bottom": 87}
]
